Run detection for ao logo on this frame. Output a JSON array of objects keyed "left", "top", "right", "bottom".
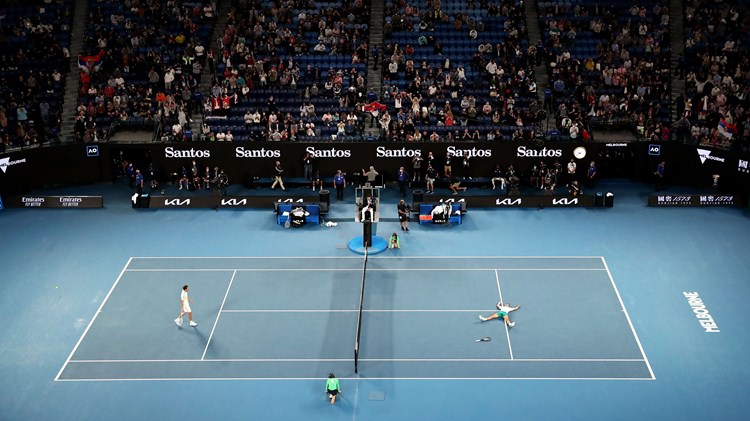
[
  {"left": 552, "top": 198, "right": 579, "bottom": 205},
  {"left": 86, "top": 145, "right": 99, "bottom": 157},
  {"left": 648, "top": 144, "right": 661, "bottom": 156},
  {"left": 165, "top": 199, "right": 191, "bottom": 206}
]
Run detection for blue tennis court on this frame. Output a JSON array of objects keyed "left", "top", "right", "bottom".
[
  {"left": 57, "top": 257, "right": 652, "bottom": 381},
  {"left": 2, "top": 181, "right": 749, "bottom": 420}
]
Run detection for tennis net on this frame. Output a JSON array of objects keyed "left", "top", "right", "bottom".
[{"left": 354, "top": 248, "right": 368, "bottom": 374}]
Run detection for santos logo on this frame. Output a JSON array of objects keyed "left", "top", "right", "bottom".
[
  {"left": 517, "top": 146, "right": 562, "bottom": 158},
  {"left": 696, "top": 148, "right": 725, "bottom": 164},
  {"left": 552, "top": 198, "right": 579, "bottom": 205},
  {"left": 0, "top": 157, "right": 27, "bottom": 173},
  {"left": 496, "top": 198, "right": 522, "bottom": 206},
  {"left": 376, "top": 146, "right": 421, "bottom": 158},
  {"left": 165, "top": 147, "right": 210, "bottom": 158},
  {"left": 236, "top": 146, "right": 281, "bottom": 158},
  {"left": 221, "top": 199, "right": 247, "bottom": 206},
  {"left": 164, "top": 199, "right": 191, "bottom": 206},
  {"left": 305, "top": 146, "right": 351, "bottom": 158},
  {"left": 447, "top": 146, "right": 491, "bottom": 158}
]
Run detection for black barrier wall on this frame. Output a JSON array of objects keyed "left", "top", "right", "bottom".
[
  {"left": 0, "top": 145, "right": 102, "bottom": 194},
  {"left": 2, "top": 142, "right": 749, "bottom": 195}
]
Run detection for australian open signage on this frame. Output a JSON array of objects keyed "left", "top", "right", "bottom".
[
  {"left": 5, "top": 196, "right": 103, "bottom": 208},
  {"left": 648, "top": 194, "right": 741, "bottom": 207}
]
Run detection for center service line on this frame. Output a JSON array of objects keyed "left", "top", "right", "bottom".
[
  {"left": 202, "top": 270, "right": 237, "bottom": 360},
  {"left": 495, "top": 270, "right": 514, "bottom": 360}
]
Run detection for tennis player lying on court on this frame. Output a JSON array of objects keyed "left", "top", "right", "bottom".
[{"left": 479, "top": 302, "right": 521, "bottom": 327}]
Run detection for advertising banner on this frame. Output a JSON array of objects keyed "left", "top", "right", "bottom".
[
  {"left": 148, "top": 195, "right": 320, "bottom": 209},
  {"left": 4, "top": 196, "right": 104, "bottom": 208},
  {"left": 414, "top": 195, "right": 597, "bottom": 208},
  {"left": 648, "top": 194, "right": 742, "bottom": 207}
]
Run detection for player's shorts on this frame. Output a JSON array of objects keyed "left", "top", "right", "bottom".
[
  {"left": 327, "top": 389, "right": 339, "bottom": 396},
  {"left": 495, "top": 311, "right": 508, "bottom": 318},
  {"left": 182, "top": 303, "right": 192, "bottom": 313}
]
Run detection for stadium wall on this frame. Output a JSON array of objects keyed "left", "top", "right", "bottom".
[{"left": 1, "top": 142, "right": 748, "bottom": 195}]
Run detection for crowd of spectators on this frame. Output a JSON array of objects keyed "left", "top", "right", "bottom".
[
  {"left": 378, "top": 0, "right": 542, "bottom": 142},
  {"left": 0, "top": 0, "right": 73, "bottom": 151},
  {"left": 678, "top": 0, "right": 750, "bottom": 151},
  {"left": 201, "top": 0, "right": 371, "bottom": 142},
  {"left": 4, "top": 0, "right": 746, "bottom": 148},
  {"left": 75, "top": 0, "right": 216, "bottom": 142},
  {"left": 538, "top": 0, "right": 672, "bottom": 141}
]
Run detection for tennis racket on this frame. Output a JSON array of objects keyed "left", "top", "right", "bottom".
[{"left": 475, "top": 337, "right": 491, "bottom": 343}]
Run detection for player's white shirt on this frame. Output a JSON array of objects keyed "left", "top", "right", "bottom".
[
  {"left": 181, "top": 290, "right": 191, "bottom": 312},
  {"left": 498, "top": 305, "right": 516, "bottom": 313}
]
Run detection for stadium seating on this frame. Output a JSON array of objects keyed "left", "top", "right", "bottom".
[{"left": 0, "top": 0, "right": 74, "bottom": 148}]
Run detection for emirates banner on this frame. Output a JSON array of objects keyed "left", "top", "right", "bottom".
[{"left": 4, "top": 195, "right": 103, "bottom": 208}]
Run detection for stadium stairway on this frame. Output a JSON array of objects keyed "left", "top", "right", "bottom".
[
  {"left": 365, "top": 0, "right": 385, "bottom": 139},
  {"left": 194, "top": 0, "right": 232, "bottom": 140},
  {"left": 670, "top": 0, "right": 685, "bottom": 123},
  {"left": 60, "top": 0, "right": 90, "bottom": 143},
  {"left": 524, "top": 0, "right": 548, "bottom": 127}
]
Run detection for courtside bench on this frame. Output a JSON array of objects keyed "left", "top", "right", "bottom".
[
  {"left": 418, "top": 203, "right": 463, "bottom": 225},
  {"left": 275, "top": 203, "right": 321, "bottom": 226}
]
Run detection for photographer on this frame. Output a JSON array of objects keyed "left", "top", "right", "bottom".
[
  {"left": 507, "top": 164, "right": 521, "bottom": 195},
  {"left": 217, "top": 169, "right": 229, "bottom": 196},
  {"left": 398, "top": 199, "right": 410, "bottom": 231},
  {"left": 568, "top": 180, "right": 581, "bottom": 196}
]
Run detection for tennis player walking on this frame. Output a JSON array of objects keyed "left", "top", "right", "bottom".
[
  {"left": 174, "top": 285, "right": 198, "bottom": 327},
  {"left": 479, "top": 302, "right": 520, "bottom": 327}
]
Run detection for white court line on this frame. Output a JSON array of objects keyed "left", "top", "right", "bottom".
[
  {"left": 601, "top": 257, "right": 656, "bottom": 380},
  {"left": 130, "top": 256, "right": 606, "bottom": 259},
  {"left": 222, "top": 309, "right": 491, "bottom": 313},
  {"left": 495, "top": 270, "right": 514, "bottom": 360},
  {"left": 125, "top": 268, "right": 608, "bottom": 272},
  {"left": 68, "top": 358, "right": 646, "bottom": 363},
  {"left": 352, "top": 373, "right": 360, "bottom": 421},
  {"left": 55, "top": 377, "right": 655, "bottom": 382},
  {"left": 54, "top": 257, "right": 133, "bottom": 381},
  {"left": 201, "top": 270, "right": 237, "bottom": 360}
]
